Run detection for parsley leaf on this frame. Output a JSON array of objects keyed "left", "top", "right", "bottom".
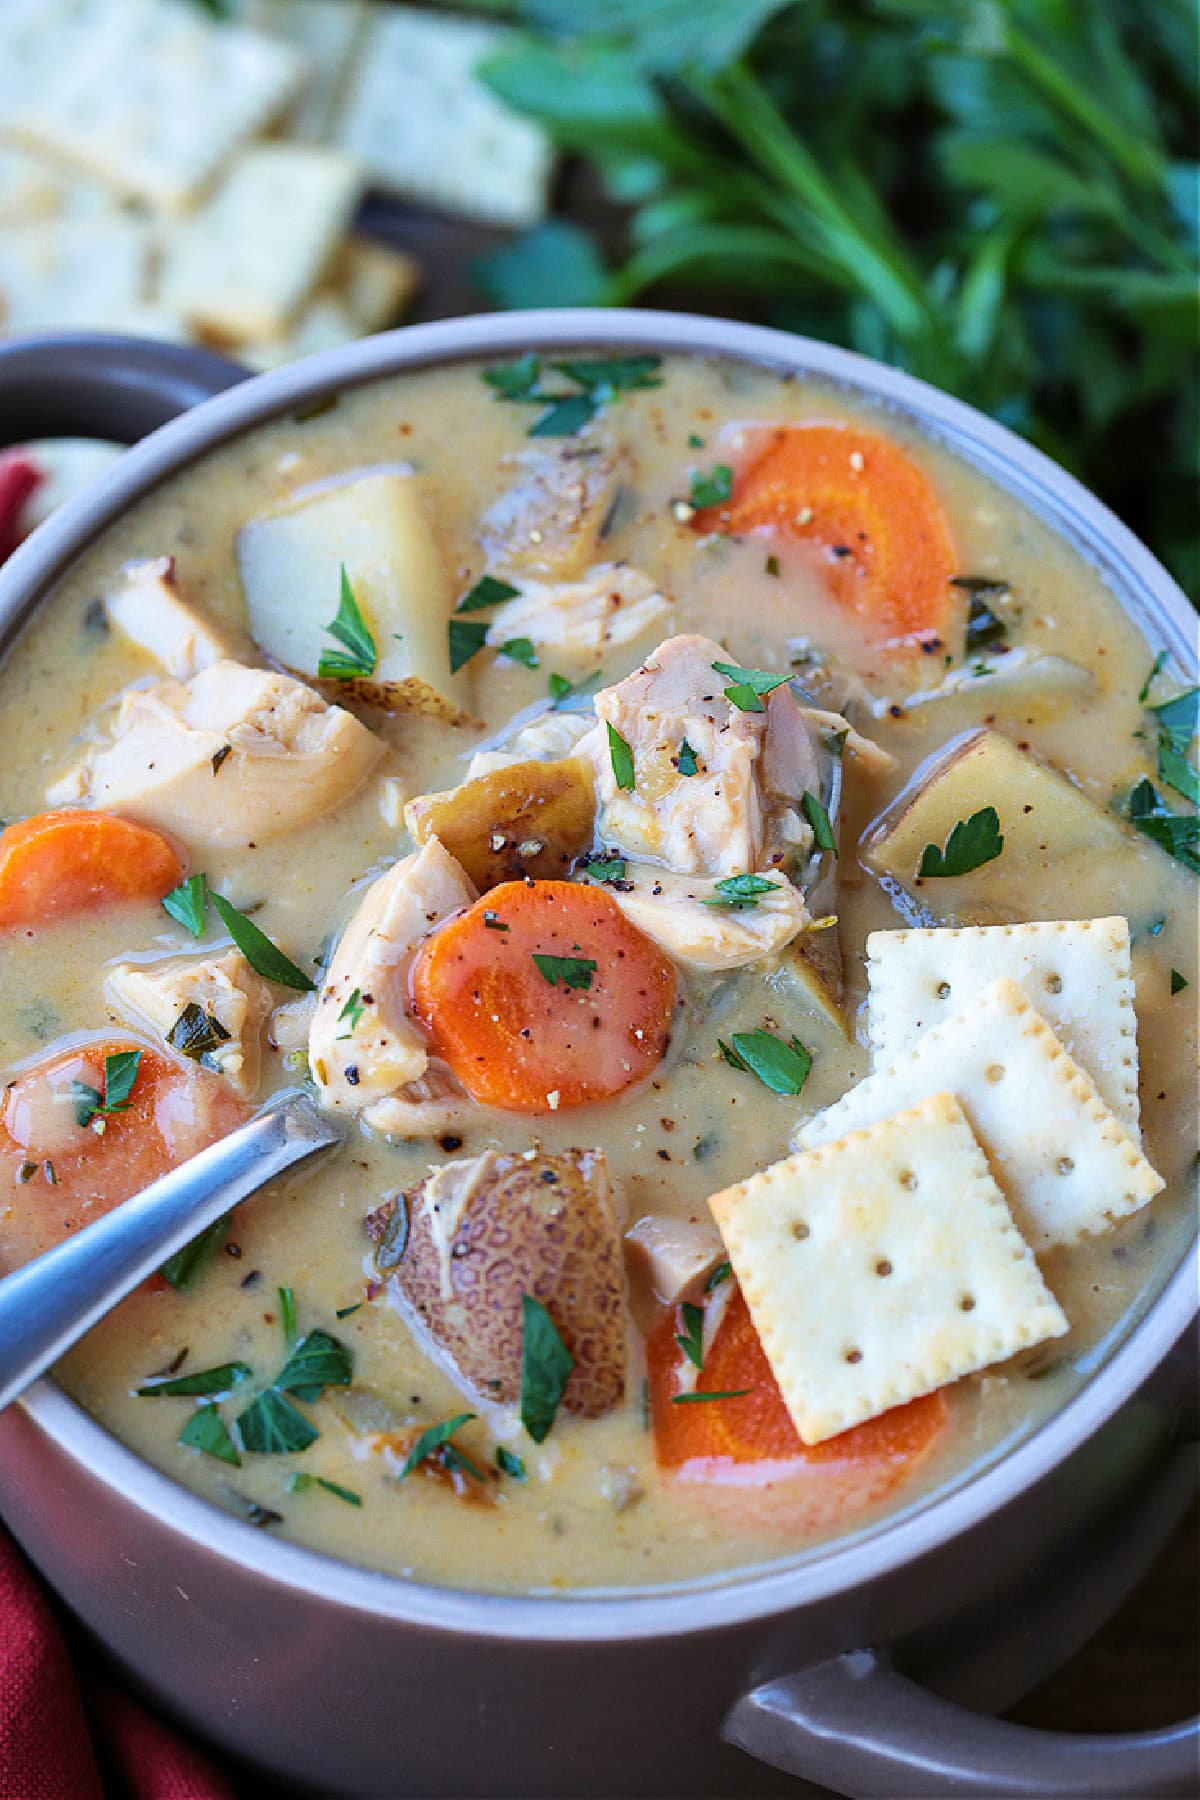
[
  {"left": 520, "top": 1295, "right": 574, "bottom": 1443},
  {"left": 162, "top": 873, "right": 209, "bottom": 938},
  {"left": 317, "top": 565, "right": 377, "bottom": 681},
  {"left": 670, "top": 1389, "right": 753, "bottom": 1405},
  {"left": 485, "top": 354, "right": 662, "bottom": 439},
  {"left": 274, "top": 1328, "right": 353, "bottom": 1402},
  {"left": 703, "top": 873, "right": 779, "bottom": 910},
  {"left": 72, "top": 1048, "right": 142, "bottom": 1126},
  {"left": 277, "top": 1285, "right": 297, "bottom": 1349},
  {"left": 457, "top": 574, "right": 520, "bottom": 613},
  {"left": 496, "top": 1446, "right": 526, "bottom": 1480},
  {"left": 159, "top": 1217, "right": 229, "bottom": 1290},
  {"left": 800, "top": 790, "right": 837, "bottom": 853},
  {"left": 1148, "top": 686, "right": 1198, "bottom": 754},
  {"left": 551, "top": 355, "right": 663, "bottom": 395},
  {"left": 167, "top": 1002, "right": 232, "bottom": 1063},
  {"left": 235, "top": 1389, "right": 319, "bottom": 1456},
  {"left": 606, "top": 720, "right": 635, "bottom": 789},
  {"left": 448, "top": 616, "right": 490, "bottom": 673},
  {"left": 1138, "top": 649, "right": 1169, "bottom": 705},
  {"left": 689, "top": 464, "right": 733, "bottom": 508},
  {"left": 532, "top": 952, "right": 597, "bottom": 990},
  {"left": 178, "top": 1403, "right": 241, "bottom": 1466},
  {"left": 1159, "top": 740, "right": 1200, "bottom": 806},
  {"left": 675, "top": 1301, "right": 704, "bottom": 1370},
  {"left": 399, "top": 1412, "right": 477, "bottom": 1480},
  {"left": 1171, "top": 969, "right": 1189, "bottom": 994},
  {"left": 289, "top": 1473, "right": 362, "bottom": 1506},
  {"left": 719, "top": 1029, "right": 812, "bottom": 1096},
  {"left": 711, "top": 660, "right": 789, "bottom": 713},
  {"left": 500, "top": 636, "right": 539, "bottom": 669},
  {"left": 483, "top": 353, "right": 541, "bottom": 399},
  {"left": 1127, "top": 779, "right": 1200, "bottom": 873},
  {"left": 530, "top": 392, "right": 597, "bottom": 438},
  {"left": 705, "top": 1260, "right": 732, "bottom": 1293},
  {"left": 138, "top": 1361, "right": 251, "bottom": 1398},
  {"left": 582, "top": 855, "right": 627, "bottom": 882},
  {"left": 337, "top": 987, "right": 365, "bottom": 1038},
  {"left": 677, "top": 739, "right": 700, "bottom": 776},
  {"left": 210, "top": 893, "right": 314, "bottom": 991},
  {"left": 918, "top": 806, "right": 1004, "bottom": 878},
  {"left": 548, "top": 668, "right": 601, "bottom": 710}
]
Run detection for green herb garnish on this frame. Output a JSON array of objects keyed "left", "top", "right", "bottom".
[
  {"left": 500, "top": 636, "right": 540, "bottom": 669},
  {"left": 675, "top": 1302, "right": 704, "bottom": 1370},
  {"left": 1171, "top": 969, "right": 1189, "bottom": 994},
  {"left": 801, "top": 790, "right": 837, "bottom": 854},
  {"left": 275, "top": 1328, "right": 353, "bottom": 1402},
  {"left": 519, "top": 1296, "right": 574, "bottom": 1443},
  {"left": 448, "top": 616, "right": 490, "bottom": 674},
  {"left": 705, "top": 1260, "right": 732, "bottom": 1293},
  {"left": 138, "top": 1361, "right": 251, "bottom": 1399},
  {"left": 483, "top": 352, "right": 541, "bottom": 399},
  {"left": 398, "top": 1412, "right": 477, "bottom": 1480},
  {"left": 167, "top": 1002, "right": 231, "bottom": 1064},
  {"left": 1138, "top": 650, "right": 1169, "bottom": 705},
  {"left": 235, "top": 1388, "right": 319, "bottom": 1457},
  {"left": 496, "top": 1447, "right": 526, "bottom": 1480},
  {"left": 335, "top": 1303, "right": 362, "bottom": 1319},
  {"left": 210, "top": 893, "right": 314, "bottom": 991},
  {"left": 719, "top": 1029, "right": 812, "bottom": 1097},
  {"left": 532, "top": 952, "right": 597, "bottom": 990},
  {"left": 1147, "top": 686, "right": 1198, "bottom": 755},
  {"left": 670, "top": 1390, "right": 753, "bottom": 1405},
  {"left": 278, "top": 1286, "right": 297, "bottom": 1349},
  {"left": 337, "top": 989, "right": 365, "bottom": 1040},
  {"left": 317, "top": 565, "right": 377, "bottom": 682},
  {"left": 677, "top": 739, "right": 700, "bottom": 776},
  {"left": 689, "top": 464, "right": 733, "bottom": 509},
  {"left": 582, "top": 855, "right": 627, "bottom": 882},
  {"left": 1159, "top": 741, "right": 1200, "bottom": 806},
  {"left": 918, "top": 806, "right": 1004, "bottom": 878},
  {"left": 1127, "top": 779, "right": 1200, "bottom": 873},
  {"left": 159, "top": 1217, "right": 229, "bottom": 1290},
  {"left": 548, "top": 668, "right": 601, "bottom": 709},
  {"left": 483, "top": 353, "right": 661, "bottom": 438},
  {"left": 711, "top": 660, "right": 789, "bottom": 713},
  {"left": 457, "top": 574, "right": 521, "bottom": 613},
  {"left": 607, "top": 721, "right": 635, "bottom": 789},
  {"left": 703, "top": 873, "right": 779, "bottom": 910},
  {"left": 72, "top": 1048, "right": 142, "bottom": 1127},
  {"left": 288, "top": 1473, "right": 362, "bottom": 1506},
  {"left": 178, "top": 1403, "right": 241, "bottom": 1466},
  {"left": 483, "top": 910, "right": 510, "bottom": 931},
  {"left": 162, "top": 873, "right": 209, "bottom": 938}
]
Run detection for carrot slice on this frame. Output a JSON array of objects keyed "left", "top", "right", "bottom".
[
  {"left": 0, "top": 1040, "right": 247, "bottom": 1272},
  {"left": 411, "top": 879, "right": 676, "bottom": 1111},
  {"left": 647, "top": 1287, "right": 948, "bottom": 1535},
  {"left": 693, "top": 425, "right": 960, "bottom": 651},
  {"left": 0, "top": 811, "right": 184, "bottom": 931}
]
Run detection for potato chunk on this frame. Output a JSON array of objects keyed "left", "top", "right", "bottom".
[
  {"left": 367, "top": 1148, "right": 625, "bottom": 1419},
  {"left": 479, "top": 445, "right": 625, "bottom": 579},
  {"left": 405, "top": 757, "right": 595, "bottom": 890},
  {"left": 237, "top": 470, "right": 468, "bottom": 719}
]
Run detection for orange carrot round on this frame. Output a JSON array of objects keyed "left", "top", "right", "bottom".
[
  {"left": 0, "top": 1040, "right": 247, "bottom": 1272},
  {"left": 0, "top": 811, "right": 184, "bottom": 931},
  {"left": 647, "top": 1288, "right": 948, "bottom": 1534},
  {"left": 693, "top": 424, "right": 959, "bottom": 651},
  {"left": 411, "top": 879, "right": 676, "bottom": 1112}
]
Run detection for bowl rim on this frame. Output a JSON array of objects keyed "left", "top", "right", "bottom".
[{"left": 2, "top": 307, "right": 1196, "bottom": 1643}]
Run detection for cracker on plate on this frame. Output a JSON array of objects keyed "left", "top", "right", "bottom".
[
  {"left": 234, "top": 0, "right": 370, "bottom": 142},
  {"left": 710, "top": 1092, "right": 1068, "bottom": 1444},
  {"left": 798, "top": 977, "right": 1163, "bottom": 1252},
  {"left": 9, "top": 0, "right": 307, "bottom": 210},
  {"left": 333, "top": 6, "right": 553, "bottom": 227},
  {"left": 866, "top": 916, "right": 1139, "bottom": 1136},
  {"left": 0, "top": 217, "right": 152, "bottom": 334}
]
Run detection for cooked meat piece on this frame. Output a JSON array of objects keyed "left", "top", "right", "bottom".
[
  {"left": 309, "top": 837, "right": 476, "bottom": 1116},
  {"left": 479, "top": 445, "right": 625, "bottom": 580},
  {"left": 105, "top": 950, "right": 273, "bottom": 1095},
  {"left": 467, "top": 709, "right": 595, "bottom": 780},
  {"left": 367, "top": 1147, "right": 625, "bottom": 1419},
  {"left": 104, "top": 556, "right": 233, "bottom": 678},
  {"left": 405, "top": 756, "right": 595, "bottom": 890},
  {"left": 46, "top": 660, "right": 381, "bottom": 849},
  {"left": 625, "top": 1213, "right": 725, "bottom": 1306},
  {"left": 594, "top": 866, "right": 809, "bottom": 972},
  {"left": 483, "top": 563, "right": 672, "bottom": 664}
]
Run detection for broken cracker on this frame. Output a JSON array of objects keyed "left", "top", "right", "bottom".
[
  {"left": 866, "top": 917, "right": 1139, "bottom": 1137},
  {"left": 710, "top": 1092, "right": 1068, "bottom": 1444},
  {"left": 798, "top": 977, "right": 1163, "bottom": 1252}
]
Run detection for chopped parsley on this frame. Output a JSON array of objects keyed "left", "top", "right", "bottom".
[
  {"left": 670, "top": 1389, "right": 753, "bottom": 1405},
  {"left": 159, "top": 1217, "right": 229, "bottom": 1290},
  {"left": 274, "top": 1328, "right": 353, "bottom": 1401},
  {"left": 675, "top": 1302, "right": 704, "bottom": 1370},
  {"left": 1147, "top": 685, "right": 1198, "bottom": 754},
  {"left": 162, "top": 873, "right": 209, "bottom": 938},
  {"left": 607, "top": 721, "right": 635, "bottom": 790},
  {"left": 482, "top": 352, "right": 541, "bottom": 399},
  {"left": 234, "top": 1388, "right": 319, "bottom": 1457},
  {"left": 399, "top": 1412, "right": 479, "bottom": 1480},
  {"left": 277, "top": 1285, "right": 297, "bottom": 1349},
  {"left": 71, "top": 1048, "right": 142, "bottom": 1128},
  {"left": 519, "top": 1295, "right": 575, "bottom": 1444},
  {"left": 1138, "top": 650, "right": 1169, "bottom": 705},
  {"left": 719, "top": 1029, "right": 812, "bottom": 1097},
  {"left": 703, "top": 873, "right": 779, "bottom": 911},
  {"left": 448, "top": 616, "right": 490, "bottom": 673},
  {"left": 210, "top": 893, "right": 314, "bottom": 991},
  {"left": 706, "top": 1260, "right": 732, "bottom": 1293},
  {"left": 457, "top": 574, "right": 520, "bottom": 613},
  {"left": 532, "top": 952, "right": 597, "bottom": 990},
  {"left": 496, "top": 1446, "right": 526, "bottom": 1480},
  {"left": 548, "top": 668, "right": 601, "bottom": 710},
  {"left": 952, "top": 576, "right": 1011, "bottom": 653},
  {"left": 500, "top": 636, "right": 539, "bottom": 669},
  {"left": 917, "top": 806, "right": 1004, "bottom": 878},
  {"left": 289, "top": 1473, "right": 362, "bottom": 1506},
  {"left": 138, "top": 1361, "right": 251, "bottom": 1399},
  {"left": 1159, "top": 741, "right": 1200, "bottom": 806},
  {"left": 335, "top": 1302, "right": 362, "bottom": 1319},
  {"left": 582, "top": 855, "right": 627, "bottom": 883},
  {"left": 337, "top": 988, "right": 366, "bottom": 1038},
  {"left": 689, "top": 464, "right": 733, "bottom": 509},
  {"left": 800, "top": 790, "right": 837, "bottom": 854},
  {"left": 483, "top": 910, "right": 510, "bottom": 931},
  {"left": 677, "top": 739, "right": 700, "bottom": 776},
  {"left": 711, "top": 660, "right": 789, "bottom": 714},
  {"left": 178, "top": 1404, "right": 240, "bottom": 1466},
  {"left": 765, "top": 554, "right": 781, "bottom": 577},
  {"left": 317, "top": 565, "right": 377, "bottom": 682},
  {"left": 1170, "top": 969, "right": 1189, "bottom": 993},
  {"left": 483, "top": 353, "right": 662, "bottom": 438},
  {"left": 167, "top": 1002, "right": 231, "bottom": 1063},
  {"left": 1127, "top": 778, "right": 1200, "bottom": 874}
]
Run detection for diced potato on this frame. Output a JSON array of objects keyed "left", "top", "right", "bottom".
[
  {"left": 778, "top": 925, "right": 846, "bottom": 1033},
  {"left": 863, "top": 727, "right": 1153, "bottom": 924},
  {"left": 237, "top": 470, "right": 468, "bottom": 720},
  {"left": 479, "top": 445, "right": 625, "bottom": 580},
  {"left": 405, "top": 756, "right": 595, "bottom": 890}
]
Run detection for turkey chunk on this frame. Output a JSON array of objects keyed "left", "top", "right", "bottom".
[
  {"left": 104, "top": 557, "right": 233, "bottom": 679},
  {"left": 309, "top": 837, "right": 476, "bottom": 1118},
  {"left": 46, "top": 660, "right": 381, "bottom": 849},
  {"left": 581, "top": 633, "right": 825, "bottom": 879},
  {"left": 591, "top": 866, "right": 809, "bottom": 972},
  {"left": 483, "top": 563, "right": 672, "bottom": 665},
  {"left": 467, "top": 709, "right": 594, "bottom": 780},
  {"left": 104, "top": 951, "right": 273, "bottom": 1095}
]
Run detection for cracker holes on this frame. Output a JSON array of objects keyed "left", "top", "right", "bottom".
[
  {"left": 935, "top": 981, "right": 951, "bottom": 999},
  {"left": 844, "top": 1348, "right": 863, "bottom": 1364},
  {"left": 985, "top": 1063, "right": 1005, "bottom": 1084},
  {"left": 960, "top": 1295, "right": 976, "bottom": 1313},
  {"left": 1056, "top": 1155, "right": 1075, "bottom": 1175},
  {"left": 874, "top": 1258, "right": 893, "bottom": 1277},
  {"left": 897, "top": 1170, "right": 917, "bottom": 1190},
  {"left": 1044, "top": 973, "right": 1063, "bottom": 995},
  {"left": 791, "top": 1220, "right": 810, "bottom": 1242}
]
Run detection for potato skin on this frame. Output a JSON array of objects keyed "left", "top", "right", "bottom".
[
  {"left": 405, "top": 757, "right": 595, "bottom": 891},
  {"left": 367, "top": 1149, "right": 626, "bottom": 1418}
]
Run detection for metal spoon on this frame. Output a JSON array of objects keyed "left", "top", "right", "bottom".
[{"left": 0, "top": 1088, "right": 342, "bottom": 1413}]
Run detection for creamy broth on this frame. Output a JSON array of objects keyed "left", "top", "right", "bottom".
[{"left": 0, "top": 353, "right": 1194, "bottom": 1592}]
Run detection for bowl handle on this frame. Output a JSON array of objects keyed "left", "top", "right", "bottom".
[
  {"left": 0, "top": 332, "right": 248, "bottom": 447},
  {"left": 725, "top": 1440, "right": 1199, "bottom": 1797}
]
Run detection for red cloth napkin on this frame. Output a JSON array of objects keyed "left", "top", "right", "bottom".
[{"left": 0, "top": 1527, "right": 235, "bottom": 1800}]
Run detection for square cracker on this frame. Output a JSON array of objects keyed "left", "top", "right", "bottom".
[
  {"left": 798, "top": 978, "right": 1163, "bottom": 1252},
  {"left": 709, "top": 1093, "right": 1068, "bottom": 1445},
  {"left": 0, "top": 218, "right": 151, "bottom": 334},
  {"left": 160, "top": 144, "right": 363, "bottom": 343},
  {"left": 9, "top": 0, "right": 306, "bottom": 210},
  {"left": 866, "top": 917, "right": 1139, "bottom": 1137}
]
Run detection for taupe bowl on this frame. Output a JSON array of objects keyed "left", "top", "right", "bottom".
[{"left": 0, "top": 314, "right": 1196, "bottom": 1800}]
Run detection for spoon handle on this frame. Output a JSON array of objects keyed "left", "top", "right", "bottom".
[{"left": 0, "top": 1088, "right": 340, "bottom": 1413}]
